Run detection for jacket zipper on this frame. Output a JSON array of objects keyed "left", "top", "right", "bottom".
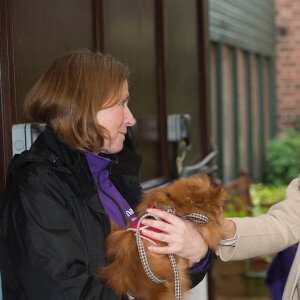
[{"left": 97, "top": 173, "right": 127, "bottom": 227}]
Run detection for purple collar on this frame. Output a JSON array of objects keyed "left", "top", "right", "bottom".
[{"left": 85, "top": 152, "right": 136, "bottom": 228}]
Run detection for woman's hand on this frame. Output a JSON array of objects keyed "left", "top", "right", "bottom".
[
  {"left": 220, "top": 218, "right": 237, "bottom": 240},
  {"left": 140, "top": 208, "right": 208, "bottom": 267}
]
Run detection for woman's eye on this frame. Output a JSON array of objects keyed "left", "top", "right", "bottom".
[{"left": 120, "top": 100, "right": 126, "bottom": 107}]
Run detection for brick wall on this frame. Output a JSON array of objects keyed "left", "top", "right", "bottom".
[{"left": 275, "top": 0, "right": 300, "bottom": 131}]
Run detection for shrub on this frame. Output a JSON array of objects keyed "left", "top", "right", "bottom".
[
  {"left": 265, "top": 128, "right": 300, "bottom": 186},
  {"left": 223, "top": 184, "right": 286, "bottom": 218},
  {"left": 222, "top": 195, "right": 250, "bottom": 218},
  {"left": 250, "top": 184, "right": 286, "bottom": 216}
]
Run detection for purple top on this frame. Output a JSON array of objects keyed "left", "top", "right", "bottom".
[
  {"left": 189, "top": 251, "right": 210, "bottom": 272},
  {"left": 265, "top": 244, "right": 298, "bottom": 300},
  {"left": 85, "top": 152, "right": 137, "bottom": 229}
]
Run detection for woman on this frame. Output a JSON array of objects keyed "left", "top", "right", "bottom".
[
  {"left": 0, "top": 49, "right": 212, "bottom": 299},
  {"left": 219, "top": 177, "right": 300, "bottom": 300}
]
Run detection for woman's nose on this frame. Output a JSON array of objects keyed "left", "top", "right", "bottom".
[{"left": 125, "top": 107, "right": 136, "bottom": 126}]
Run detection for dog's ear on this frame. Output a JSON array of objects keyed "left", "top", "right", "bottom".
[
  {"left": 212, "top": 185, "right": 227, "bottom": 205},
  {"left": 192, "top": 173, "right": 211, "bottom": 186}
]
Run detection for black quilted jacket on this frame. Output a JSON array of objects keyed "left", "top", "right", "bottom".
[{"left": 0, "top": 126, "right": 213, "bottom": 299}]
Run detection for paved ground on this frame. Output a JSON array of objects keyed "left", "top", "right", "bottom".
[{"left": 213, "top": 258, "right": 272, "bottom": 300}]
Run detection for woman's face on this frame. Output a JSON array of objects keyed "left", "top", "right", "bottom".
[{"left": 96, "top": 80, "right": 135, "bottom": 154}]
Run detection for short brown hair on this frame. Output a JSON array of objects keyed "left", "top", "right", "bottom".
[{"left": 24, "top": 49, "right": 130, "bottom": 153}]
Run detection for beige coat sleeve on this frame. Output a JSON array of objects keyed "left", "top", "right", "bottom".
[{"left": 217, "top": 178, "right": 300, "bottom": 261}]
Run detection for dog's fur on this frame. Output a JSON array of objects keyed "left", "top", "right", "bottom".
[{"left": 97, "top": 174, "right": 225, "bottom": 300}]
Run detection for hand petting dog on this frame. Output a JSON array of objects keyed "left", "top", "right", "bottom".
[{"left": 141, "top": 208, "right": 208, "bottom": 267}]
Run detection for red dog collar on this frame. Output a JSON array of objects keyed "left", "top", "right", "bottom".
[
  {"left": 127, "top": 206, "right": 167, "bottom": 245},
  {"left": 127, "top": 218, "right": 161, "bottom": 245}
]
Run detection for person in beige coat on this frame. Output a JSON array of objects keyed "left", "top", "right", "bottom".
[{"left": 218, "top": 177, "right": 300, "bottom": 300}]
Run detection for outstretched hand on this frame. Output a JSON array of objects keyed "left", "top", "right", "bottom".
[{"left": 141, "top": 208, "right": 208, "bottom": 267}]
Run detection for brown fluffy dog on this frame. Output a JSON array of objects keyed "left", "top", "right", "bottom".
[{"left": 97, "top": 174, "right": 225, "bottom": 300}]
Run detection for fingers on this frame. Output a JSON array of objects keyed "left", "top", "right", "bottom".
[
  {"left": 146, "top": 208, "right": 180, "bottom": 224},
  {"left": 142, "top": 228, "right": 169, "bottom": 244},
  {"left": 141, "top": 218, "right": 172, "bottom": 234},
  {"left": 140, "top": 208, "right": 208, "bottom": 262},
  {"left": 147, "top": 244, "right": 173, "bottom": 255},
  {"left": 141, "top": 208, "right": 189, "bottom": 242},
  {"left": 141, "top": 228, "right": 179, "bottom": 255},
  {"left": 142, "top": 208, "right": 184, "bottom": 228}
]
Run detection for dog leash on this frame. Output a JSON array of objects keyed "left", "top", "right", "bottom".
[
  {"left": 128, "top": 211, "right": 209, "bottom": 300},
  {"left": 180, "top": 212, "right": 208, "bottom": 224}
]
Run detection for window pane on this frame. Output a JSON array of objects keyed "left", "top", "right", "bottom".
[
  {"left": 163, "top": 0, "right": 202, "bottom": 166},
  {"left": 15, "top": 0, "right": 94, "bottom": 122},
  {"left": 103, "top": 0, "right": 160, "bottom": 181}
]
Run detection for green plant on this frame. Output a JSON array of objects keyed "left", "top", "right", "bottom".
[
  {"left": 250, "top": 183, "right": 286, "bottom": 205},
  {"left": 223, "top": 203, "right": 250, "bottom": 218},
  {"left": 265, "top": 128, "right": 300, "bottom": 186},
  {"left": 294, "top": 116, "right": 300, "bottom": 131},
  {"left": 222, "top": 195, "right": 250, "bottom": 218},
  {"left": 223, "top": 184, "right": 285, "bottom": 218},
  {"left": 250, "top": 183, "right": 286, "bottom": 216}
]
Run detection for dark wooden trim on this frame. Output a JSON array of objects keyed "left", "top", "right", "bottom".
[
  {"left": 269, "top": 57, "right": 277, "bottom": 137},
  {"left": 92, "top": 0, "right": 104, "bottom": 52},
  {"left": 197, "top": 3, "right": 216, "bottom": 297},
  {"left": 196, "top": 0, "right": 211, "bottom": 158},
  {"left": 257, "top": 54, "right": 264, "bottom": 182},
  {"left": 216, "top": 42, "right": 224, "bottom": 182},
  {"left": 0, "top": 0, "right": 17, "bottom": 196},
  {"left": 154, "top": 0, "right": 170, "bottom": 179},
  {"left": 207, "top": 267, "right": 216, "bottom": 300},
  {"left": 232, "top": 47, "right": 240, "bottom": 178},
  {"left": 245, "top": 52, "right": 253, "bottom": 180},
  {"left": 224, "top": 170, "right": 251, "bottom": 209}
]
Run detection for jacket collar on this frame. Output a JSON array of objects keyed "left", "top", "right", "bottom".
[
  {"left": 29, "top": 126, "right": 97, "bottom": 201},
  {"left": 30, "top": 126, "right": 142, "bottom": 201}
]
